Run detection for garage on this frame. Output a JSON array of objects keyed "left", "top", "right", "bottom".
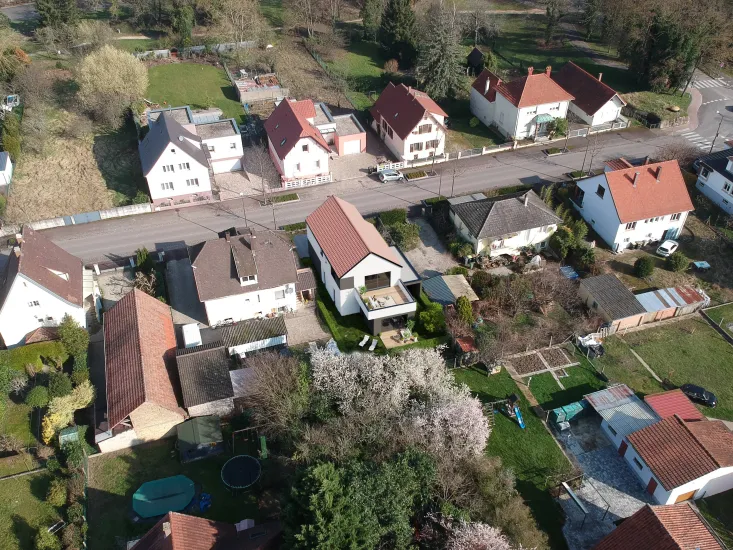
[
  {"left": 212, "top": 157, "right": 243, "bottom": 174},
  {"left": 342, "top": 138, "right": 362, "bottom": 155}
]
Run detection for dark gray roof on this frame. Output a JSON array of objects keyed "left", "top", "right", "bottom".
[
  {"left": 698, "top": 148, "right": 733, "bottom": 178},
  {"left": 189, "top": 230, "right": 298, "bottom": 301},
  {"left": 296, "top": 268, "right": 316, "bottom": 292},
  {"left": 219, "top": 316, "right": 287, "bottom": 348},
  {"left": 139, "top": 113, "right": 208, "bottom": 176},
  {"left": 580, "top": 274, "right": 646, "bottom": 320},
  {"left": 450, "top": 190, "right": 562, "bottom": 240},
  {"left": 423, "top": 275, "right": 479, "bottom": 306},
  {"left": 194, "top": 120, "right": 239, "bottom": 139},
  {"left": 175, "top": 343, "right": 234, "bottom": 408},
  {"left": 467, "top": 47, "right": 484, "bottom": 66}
]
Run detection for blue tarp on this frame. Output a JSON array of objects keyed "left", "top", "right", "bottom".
[{"left": 560, "top": 266, "right": 579, "bottom": 280}]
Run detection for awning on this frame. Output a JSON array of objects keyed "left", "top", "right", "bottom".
[{"left": 535, "top": 113, "right": 554, "bottom": 123}]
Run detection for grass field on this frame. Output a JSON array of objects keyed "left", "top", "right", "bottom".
[
  {"left": 87, "top": 439, "right": 261, "bottom": 549},
  {"left": 704, "top": 304, "right": 733, "bottom": 337},
  {"left": 622, "top": 90, "right": 692, "bottom": 121},
  {"left": 325, "top": 40, "right": 385, "bottom": 110},
  {"left": 0, "top": 472, "right": 61, "bottom": 550},
  {"left": 591, "top": 335, "right": 665, "bottom": 398},
  {"left": 114, "top": 38, "right": 155, "bottom": 52},
  {"left": 259, "top": 0, "right": 285, "bottom": 27},
  {"left": 1, "top": 400, "right": 37, "bottom": 447},
  {"left": 527, "top": 358, "right": 607, "bottom": 410},
  {"left": 147, "top": 64, "right": 245, "bottom": 123},
  {"left": 698, "top": 490, "right": 733, "bottom": 548},
  {"left": 455, "top": 367, "right": 573, "bottom": 550}
]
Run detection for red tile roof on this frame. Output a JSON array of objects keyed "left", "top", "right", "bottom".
[
  {"left": 290, "top": 99, "right": 316, "bottom": 120},
  {"left": 470, "top": 69, "right": 501, "bottom": 102},
  {"left": 604, "top": 157, "right": 633, "bottom": 171},
  {"left": 306, "top": 196, "right": 400, "bottom": 278},
  {"left": 644, "top": 389, "right": 705, "bottom": 422},
  {"left": 370, "top": 83, "right": 447, "bottom": 140},
  {"left": 24, "top": 326, "right": 59, "bottom": 344},
  {"left": 627, "top": 415, "right": 733, "bottom": 490},
  {"left": 593, "top": 503, "right": 723, "bottom": 550},
  {"left": 104, "top": 289, "right": 182, "bottom": 429},
  {"left": 551, "top": 61, "right": 625, "bottom": 116},
  {"left": 455, "top": 336, "right": 477, "bottom": 353},
  {"left": 494, "top": 66, "right": 574, "bottom": 108},
  {"left": 264, "top": 99, "right": 330, "bottom": 161},
  {"left": 603, "top": 160, "right": 694, "bottom": 223},
  {"left": 131, "top": 512, "right": 282, "bottom": 550}
]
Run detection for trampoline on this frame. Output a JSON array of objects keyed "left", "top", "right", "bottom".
[
  {"left": 221, "top": 455, "right": 261, "bottom": 492},
  {"left": 132, "top": 475, "right": 195, "bottom": 518}
]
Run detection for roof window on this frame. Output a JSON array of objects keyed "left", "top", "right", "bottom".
[{"left": 280, "top": 138, "right": 286, "bottom": 146}]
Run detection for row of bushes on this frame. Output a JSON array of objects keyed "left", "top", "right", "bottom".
[{"left": 378, "top": 208, "right": 420, "bottom": 251}]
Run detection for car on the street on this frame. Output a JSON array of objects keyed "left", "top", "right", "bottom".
[
  {"left": 378, "top": 169, "right": 404, "bottom": 183},
  {"left": 656, "top": 239, "right": 679, "bottom": 257},
  {"left": 680, "top": 383, "right": 717, "bottom": 407}
]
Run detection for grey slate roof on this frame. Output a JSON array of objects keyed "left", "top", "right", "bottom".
[
  {"left": 219, "top": 316, "right": 287, "bottom": 348},
  {"left": 580, "top": 274, "right": 646, "bottom": 320},
  {"left": 296, "top": 268, "right": 316, "bottom": 293},
  {"left": 175, "top": 343, "right": 233, "bottom": 408},
  {"left": 423, "top": 275, "right": 479, "bottom": 306},
  {"left": 697, "top": 148, "right": 733, "bottom": 178},
  {"left": 139, "top": 113, "right": 208, "bottom": 176},
  {"left": 450, "top": 190, "right": 562, "bottom": 240}
]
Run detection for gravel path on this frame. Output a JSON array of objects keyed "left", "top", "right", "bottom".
[{"left": 403, "top": 218, "right": 458, "bottom": 278}]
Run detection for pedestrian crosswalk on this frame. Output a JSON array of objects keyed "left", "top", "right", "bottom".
[
  {"left": 692, "top": 78, "right": 728, "bottom": 89},
  {"left": 679, "top": 130, "right": 726, "bottom": 151}
]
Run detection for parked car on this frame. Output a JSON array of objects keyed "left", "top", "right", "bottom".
[
  {"left": 378, "top": 169, "right": 404, "bottom": 183},
  {"left": 680, "top": 383, "right": 717, "bottom": 407},
  {"left": 656, "top": 239, "right": 679, "bottom": 257}
]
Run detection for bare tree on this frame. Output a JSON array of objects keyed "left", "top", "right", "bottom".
[
  {"left": 285, "top": 0, "right": 319, "bottom": 37},
  {"left": 653, "top": 139, "right": 701, "bottom": 169},
  {"left": 461, "top": 0, "right": 499, "bottom": 46},
  {"left": 133, "top": 271, "right": 156, "bottom": 296},
  {"left": 213, "top": 0, "right": 267, "bottom": 45}
]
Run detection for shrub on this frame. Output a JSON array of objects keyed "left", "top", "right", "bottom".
[
  {"left": 549, "top": 226, "right": 575, "bottom": 258},
  {"left": 379, "top": 208, "right": 407, "bottom": 226},
  {"left": 135, "top": 246, "right": 154, "bottom": 274},
  {"left": 58, "top": 315, "right": 89, "bottom": 358},
  {"left": 456, "top": 296, "right": 473, "bottom": 325},
  {"left": 71, "top": 353, "right": 89, "bottom": 385},
  {"left": 66, "top": 472, "right": 85, "bottom": 502},
  {"left": 574, "top": 245, "right": 596, "bottom": 270},
  {"left": 390, "top": 222, "right": 420, "bottom": 251},
  {"left": 61, "top": 522, "right": 82, "bottom": 549},
  {"left": 35, "top": 529, "right": 60, "bottom": 550},
  {"left": 46, "top": 457, "right": 61, "bottom": 473},
  {"left": 384, "top": 58, "right": 399, "bottom": 73},
  {"left": 25, "top": 385, "right": 49, "bottom": 408},
  {"left": 132, "top": 190, "right": 150, "bottom": 204},
  {"left": 49, "top": 372, "right": 73, "bottom": 399},
  {"left": 0, "top": 194, "right": 6, "bottom": 218},
  {"left": 634, "top": 256, "right": 655, "bottom": 278},
  {"left": 47, "top": 477, "right": 68, "bottom": 507},
  {"left": 67, "top": 502, "right": 84, "bottom": 524},
  {"left": 667, "top": 251, "right": 689, "bottom": 272},
  {"left": 570, "top": 219, "right": 588, "bottom": 242},
  {"left": 63, "top": 441, "right": 86, "bottom": 472},
  {"left": 470, "top": 270, "right": 498, "bottom": 299},
  {"left": 445, "top": 266, "right": 469, "bottom": 276},
  {"left": 469, "top": 116, "right": 480, "bottom": 128},
  {"left": 419, "top": 302, "right": 445, "bottom": 334},
  {"left": 449, "top": 240, "right": 474, "bottom": 259}
]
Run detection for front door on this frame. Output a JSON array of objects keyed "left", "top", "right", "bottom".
[
  {"left": 618, "top": 441, "right": 628, "bottom": 457},
  {"left": 646, "top": 477, "right": 658, "bottom": 495},
  {"left": 674, "top": 490, "right": 697, "bottom": 503}
]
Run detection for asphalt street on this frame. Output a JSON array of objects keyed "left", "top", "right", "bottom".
[
  {"left": 674, "top": 70, "right": 733, "bottom": 152},
  {"left": 44, "top": 126, "right": 678, "bottom": 264}
]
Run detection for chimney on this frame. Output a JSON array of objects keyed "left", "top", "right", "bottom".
[
  {"left": 524, "top": 194, "right": 529, "bottom": 207},
  {"left": 527, "top": 66, "right": 534, "bottom": 76},
  {"left": 162, "top": 522, "right": 172, "bottom": 537},
  {"left": 12, "top": 246, "right": 20, "bottom": 258},
  {"left": 633, "top": 171, "right": 640, "bottom": 187},
  {"left": 484, "top": 77, "right": 491, "bottom": 95},
  {"left": 656, "top": 165, "right": 663, "bottom": 182},
  {"left": 598, "top": 73, "right": 603, "bottom": 82},
  {"left": 545, "top": 65, "right": 552, "bottom": 76},
  {"left": 224, "top": 232, "right": 230, "bottom": 243}
]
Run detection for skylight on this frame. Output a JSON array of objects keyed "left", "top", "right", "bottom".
[{"left": 280, "top": 138, "right": 286, "bottom": 146}]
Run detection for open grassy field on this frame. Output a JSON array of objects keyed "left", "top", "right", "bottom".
[
  {"left": 698, "top": 490, "right": 733, "bottom": 548},
  {"left": 259, "top": 0, "right": 285, "bottom": 27},
  {"left": 147, "top": 63, "right": 245, "bottom": 122},
  {"left": 704, "top": 303, "right": 733, "bottom": 337},
  {"left": 526, "top": 358, "right": 607, "bottom": 410},
  {"left": 87, "top": 439, "right": 261, "bottom": 549},
  {"left": 590, "top": 335, "right": 665, "bottom": 398},
  {"left": 325, "top": 40, "right": 385, "bottom": 110},
  {"left": 0, "top": 472, "right": 61, "bottom": 550},
  {"left": 114, "top": 38, "right": 156, "bottom": 52},
  {"left": 455, "top": 367, "right": 573, "bottom": 550}
]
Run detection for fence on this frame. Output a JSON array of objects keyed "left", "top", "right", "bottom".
[
  {"left": 566, "top": 118, "right": 630, "bottom": 139},
  {"left": 282, "top": 173, "right": 333, "bottom": 189},
  {"left": 133, "top": 41, "right": 256, "bottom": 59},
  {"left": 376, "top": 143, "right": 513, "bottom": 172}
]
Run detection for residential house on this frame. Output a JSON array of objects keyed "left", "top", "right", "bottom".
[
  {"left": 131, "top": 512, "right": 282, "bottom": 550},
  {"left": 626, "top": 415, "right": 733, "bottom": 504},
  {"left": 0, "top": 151, "right": 12, "bottom": 192},
  {"left": 593, "top": 502, "right": 724, "bottom": 550},
  {"left": 470, "top": 66, "right": 574, "bottom": 140},
  {"left": 189, "top": 229, "right": 299, "bottom": 326},
  {"left": 422, "top": 274, "right": 479, "bottom": 306},
  {"left": 306, "top": 196, "right": 418, "bottom": 335},
  {"left": 370, "top": 83, "right": 447, "bottom": 162},
  {"left": 573, "top": 160, "right": 694, "bottom": 252},
  {"left": 695, "top": 147, "right": 733, "bottom": 215},
  {"left": 579, "top": 274, "right": 647, "bottom": 332},
  {"left": 449, "top": 190, "right": 562, "bottom": 256},
  {"left": 644, "top": 389, "right": 706, "bottom": 423},
  {"left": 584, "top": 385, "right": 658, "bottom": 456},
  {"left": 97, "top": 289, "right": 186, "bottom": 453},
  {"left": 175, "top": 343, "right": 234, "bottom": 417},
  {"left": 139, "top": 106, "right": 244, "bottom": 208},
  {"left": 550, "top": 62, "right": 626, "bottom": 126},
  {"left": 0, "top": 226, "right": 89, "bottom": 348}
]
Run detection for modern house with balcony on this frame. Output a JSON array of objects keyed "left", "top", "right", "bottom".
[{"left": 306, "top": 196, "right": 420, "bottom": 335}]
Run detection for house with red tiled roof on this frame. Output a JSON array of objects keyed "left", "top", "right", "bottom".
[
  {"left": 551, "top": 62, "right": 626, "bottom": 126},
  {"left": 573, "top": 159, "right": 694, "bottom": 252},
  {"left": 306, "top": 196, "right": 419, "bottom": 335},
  {"left": 470, "top": 66, "right": 574, "bottom": 140},
  {"left": 593, "top": 502, "right": 724, "bottom": 550},
  {"left": 370, "top": 83, "right": 447, "bottom": 162},
  {"left": 0, "top": 226, "right": 90, "bottom": 348},
  {"left": 644, "top": 389, "right": 705, "bottom": 422},
  {"left": 624, "top": 415, "right": 733, "bottom": 504},
  {"left": 96, "top": 289, "right": 186, "bottom": 453}
]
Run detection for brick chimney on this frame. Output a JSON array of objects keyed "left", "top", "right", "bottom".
[
  {"left": 162, "top": 522, "right": 172, "bottom": 537},
  {"left": 656, "top": 165, "right": 663, "bottom": 182},
  {"left": 524, "top": 193, "right": 529, "bottom": 207},
  {"left": 545, "top": 66, "right": 552, "bottom": 76},
  {"left": 598, "top": 73, "right": 603, "bottom": 82},
  {"left": 633, "top": 171, "right": 640, "bottom": 187},
  {"left": 527, "top": 67, "right": 534, "bottom": 76}
]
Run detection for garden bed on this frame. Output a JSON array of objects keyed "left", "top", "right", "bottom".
[
  {"left": 539, "top": 346, "right": 572, "bottom": 368},
  {"left": 403, "top": 170, "right": 428, "bottom": 181},
  {"left": 509, "top": 352, "right": 547, "bottom": 375},
  {"left": 544, "top": 147, "right": 568, "bottom": 156},
  {"left": 271, "top": 192, "right": 299, "bottom": 204}
]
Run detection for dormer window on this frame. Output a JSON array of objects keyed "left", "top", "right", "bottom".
[{"left": 239, "top": 275, "right": 257, "bottom": 286}]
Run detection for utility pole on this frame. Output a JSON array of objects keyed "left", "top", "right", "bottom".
[
  {"left": 580, "top": 133, "right": 591, "bottom": 176},
  {"left": 710, "top": 111, "right": 724, "bottom": 153},
  {"left": 239, "top": 192, "right": 248, "bottom": 227}
]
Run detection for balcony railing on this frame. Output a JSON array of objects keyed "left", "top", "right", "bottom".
[{"left": 358, "top": 280, "right": 415, "bottom": 316}]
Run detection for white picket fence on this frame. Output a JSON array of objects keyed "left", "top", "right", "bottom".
[{"left": 282, "top": 173, "right": 333, "bottom": 189}]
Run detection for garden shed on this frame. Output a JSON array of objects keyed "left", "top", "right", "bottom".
[
  {"left": 176, "top": 416, "right": 225, "bottom": 463},
  {"left": 579, "top": 274, "right": 646, "bottom": 332}
]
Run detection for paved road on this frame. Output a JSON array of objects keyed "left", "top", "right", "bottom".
[
  {"left": 44, "top": 127, "right": 677, "bottom": 264},
  {"left": 674, "top": 69, "right": 733, "bottom": 152}
]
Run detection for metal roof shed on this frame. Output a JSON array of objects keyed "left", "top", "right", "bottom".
[{"left": 585, "top": 385, "right": 658, "bottom": 439}]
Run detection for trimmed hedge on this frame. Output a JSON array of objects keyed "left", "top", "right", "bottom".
[
  {"left": 0, "top": 341, "right": 69, "bottom": 372},
  {"left": 379, "top": 208, "right": 407, "bottom": 226}
]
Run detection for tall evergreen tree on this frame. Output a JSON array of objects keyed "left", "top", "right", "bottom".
[
  {"left": 35, "top": 0, "right": 78, "bottom": 28},
  {"left": 361, "top": 0, "right": 384, "bottom": 42},
  {"left": 379, "top": 0, "right": 417, "bottom": 68},
  {"left": 416, "top": 0, "right": 463, "bottom": 100}
]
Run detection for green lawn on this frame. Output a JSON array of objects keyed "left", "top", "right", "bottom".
[
  {"left": 1, "top": 400, "right": 37, "bottom": 447},
  {"left": 326, "top": 40, "right": 386, "bottom": 110},
  {"left": 589, "top": 336, "right": 664, "bottom": 398},
  {"left": 455, "top": 367, "right": 572, "bottom": 550},
  {"left": 0, "top": 472, "right": 61, "bottom": 550},
  {"left": 114, "top": 38, "right": 155, "bottom": 53},
  {"left": 259, "top": 0, "right": 285, "bottom": 27},
  {"left": 698, "top": 490, "right": 733, "bottom": 548},
  {"left": 147, "top": 64, "right": 245, "bottom": 123},
  {"left": 271, "top": 192, "right": 299, "bottom": 203},
  {"left": 526, "top": 359, "right": 606, "bottom": 411},
  {"left": 87, "top": 439, "right": 262, "bottom": 549},
  {"left": 704, "top": 304, "right": 733, "bottom": 337},
  {"left": 623, "top": 90, "right": 692, "bottom": 121}
]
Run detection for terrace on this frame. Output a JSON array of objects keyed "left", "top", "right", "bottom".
[{"left": 360, "top": 280, "right": 415, "bottom": 312}]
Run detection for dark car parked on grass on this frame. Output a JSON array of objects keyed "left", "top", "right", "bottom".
[{"left": 680, "top": 384, "right": 718, "bottom": 408}]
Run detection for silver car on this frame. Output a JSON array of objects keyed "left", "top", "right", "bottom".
[
  {"left": 656, "top": 239, "right": 679, "bottom": 257},
  {"left": 378, "top": 169, "right": 404, "bottom": 183}
]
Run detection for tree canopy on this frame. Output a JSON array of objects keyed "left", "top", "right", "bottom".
[{"left": 379, "top": 0, "right": 417, "bottom": 67}]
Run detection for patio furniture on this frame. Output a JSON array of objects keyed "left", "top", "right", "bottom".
[
  {"left": 358, "top": 335, "right": 370, "bottom": 347},
  {"left": 368, "top": 338, "right": 378, "bottom": 351}
]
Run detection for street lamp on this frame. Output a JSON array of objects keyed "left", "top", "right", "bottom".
[
  {"left": 710, "top": 111, "right": 725, "bottom": 154},
  {"left": 239, "top": 192, "right": 248, "bottom": 227}
]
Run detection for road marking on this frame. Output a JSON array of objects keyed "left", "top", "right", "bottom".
[
  {"left": 702, "top": 99, "right": 728, "bottom": 105},
  {"left": 680, "top": 131, "right": 714, "bottom": 150},
  {"left": 693, "top": 79, "right": 728, "bottom": 89}
]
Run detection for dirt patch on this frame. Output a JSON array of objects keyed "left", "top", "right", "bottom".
[
  {"left": 403, "top": 217, "right": 459, "bottom": 277},
  {"left": 509, "top": 352, "right": 546, "bottom": 375},
  {"left": 540, "top": 347, "right": 571, "bottom": 368}
]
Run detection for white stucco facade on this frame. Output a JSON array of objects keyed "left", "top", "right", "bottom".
[
  {"left": 0, "top": 273, "right": 86, "bottom": 348},
  {"left": 204, "top": 133, "right": 243, "bottom": 174},
  {"left": 371, "top": 114, "right": 445, "bottom": 162},
  {"left": 470, "top": 90, "right": 569, "bottom": 140},
  {"left": 470, "top": 88, "right": 495, "bottom": 128},
  {"left": 146, "top": 143, "right": 213, "bottom": 204},
  {"left": 268, "top": 136, "right": 330, "bottom": 180},
  {"left": 203, "top": 283, "right": 297, "bottom": 326},
  {"left": 450, "top": 209, "right": 556, "bottom": 255},
  {"left": 696, "top": 161, "right": 733, "bottom": 215},
  {"left": 570, "top": 95, "right": 624, "bottom": 126},
  {"left": 575, "top": 174, "right": 689, "bottom": 252}
]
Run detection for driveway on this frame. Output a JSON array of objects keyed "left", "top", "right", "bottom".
[
  {"left": 403, "top": 217, "right": 458, "bottom": 278},
  {"left": 165, "top": 258, "right": 207, "bottom": 326},
  {"left": 284, "top": 305, "right": 330, "bottom": 346},
  {"left": 97, "top": 269, "right": 134, "bottom": 311}
]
